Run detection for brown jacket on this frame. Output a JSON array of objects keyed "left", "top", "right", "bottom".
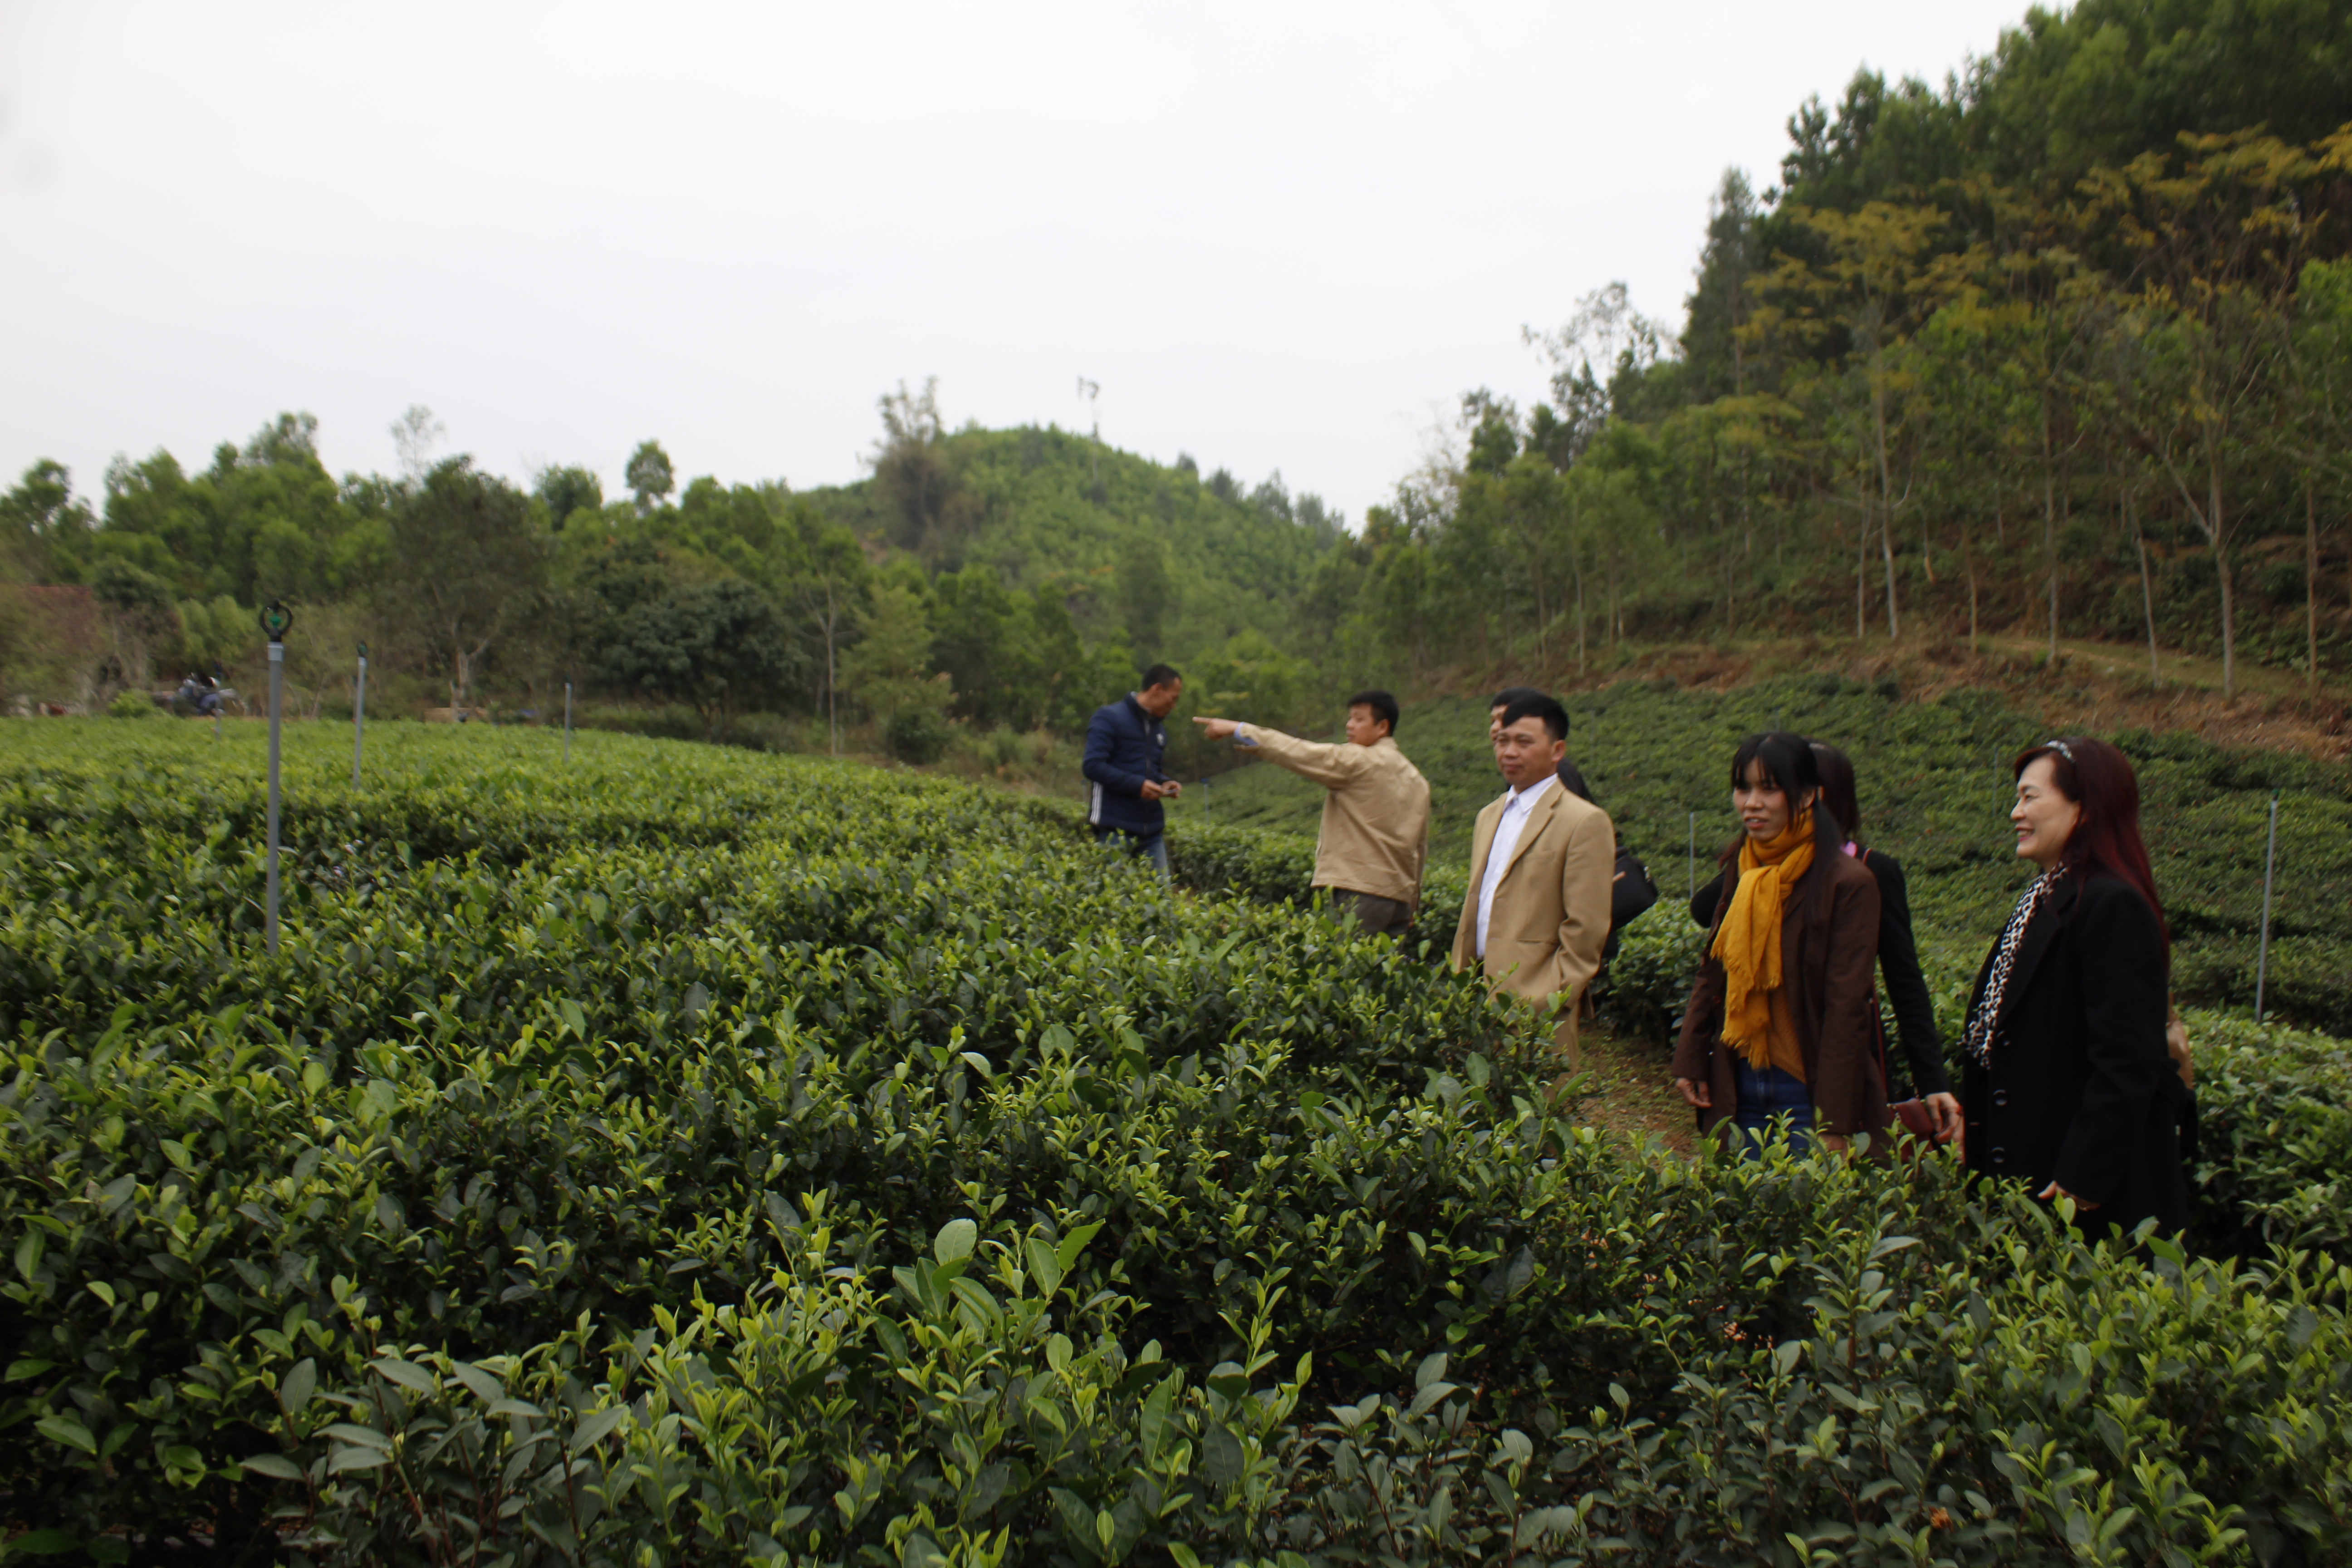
[
  {"left": 1673, "top": 849, "right": 1890, "bottom": 1142},
  {"left": 1450, "top": 782, "right": 1615, "bottom": 1060},
  {"left": 1241, "top": 728, "right": 1431, "bottom": 904}
]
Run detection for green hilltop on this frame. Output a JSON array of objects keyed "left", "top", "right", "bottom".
[{"left": 799, "top": 419, "right": 1347, "bottom": 671}]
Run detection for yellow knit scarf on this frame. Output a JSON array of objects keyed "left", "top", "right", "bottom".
[{"left": 1710, "top": 809, "right": 1817, "bottom": 1068}]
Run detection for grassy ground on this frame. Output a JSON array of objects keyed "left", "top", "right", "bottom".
[{"left": 1569, "top": 1021, "right": 1698, "bottom": 1154}]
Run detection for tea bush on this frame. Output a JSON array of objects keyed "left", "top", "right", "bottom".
[{"left": 3, "top": 721, "right": 2349, "bottom": 1565}]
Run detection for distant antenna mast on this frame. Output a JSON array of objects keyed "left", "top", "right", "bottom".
[{"left": 1077, "top": 377, "right": 1101, "bottom": 489}]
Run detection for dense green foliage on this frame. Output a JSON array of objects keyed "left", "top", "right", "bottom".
[
  {"left": 1289, "top": 0, "right": 2352, "bottom": 697},
  {"left": 3, "top": 723, "right": 2350, "bottom": 1565},
  {"left": 0, "top": 393, "right": 1343, "bottom": 753},
  {"left": 1778, "top": 0, "right": 2352, "bottom": 204}
]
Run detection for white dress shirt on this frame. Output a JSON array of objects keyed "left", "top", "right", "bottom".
[{"left": 1475, "top": 772, "right": 1558, "bottom": 959}]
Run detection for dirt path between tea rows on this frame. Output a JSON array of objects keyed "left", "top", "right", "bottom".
[{"left": 1571, "top": 1021, "right": 1696, "bottom": 1155}]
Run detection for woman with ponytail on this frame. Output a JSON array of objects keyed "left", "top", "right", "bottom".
[
  {"left": 1961, "top": 737, "right": 2189, "bottom": 1238},
  {"left": 1672, "top": 733, "right": 1891, "bottom": 1154}
]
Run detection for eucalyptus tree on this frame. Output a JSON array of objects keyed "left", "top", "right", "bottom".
[
  {"left": 625, "top": 441, "right": 676, "bottom": 515},
  {"left": 2282, "top": 257, "right": 2352, "bottom": 687},
  {"left": 381, "top": 457, "right": 549, "bottom": 707},
  {"left": 2094, "top": 132, "right": 2318, "bottom": 696},
  {"left": 776, "top": 504, "right": 869, "bottom": 756}
]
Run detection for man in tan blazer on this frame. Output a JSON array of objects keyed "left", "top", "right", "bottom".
[
  {"left": 1451, "top": 691, "right": 1615, "bottom": 1064},
  {"left": 1194, "top": 690, "right": 1431, "bottom": 936}
]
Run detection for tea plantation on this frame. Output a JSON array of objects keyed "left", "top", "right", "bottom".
[{"left": 3, "top": 723, "right": 2349, "bottom": 1567}]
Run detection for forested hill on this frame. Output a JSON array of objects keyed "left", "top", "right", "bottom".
[
  {"left": 799, "top": 403, "right": 1346, "bottom": 670},
  {"left": 1772, "top": 0, "right": 2352, "bottom": 209},
  {"left": 1307, "top": 0, "right": 2352, "bottom": 709}
]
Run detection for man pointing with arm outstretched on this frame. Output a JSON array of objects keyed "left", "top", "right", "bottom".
[{"left": 1195, "top": 690, "right": 1431, "bottom": 937}]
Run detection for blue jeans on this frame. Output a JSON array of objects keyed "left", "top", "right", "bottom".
[
  {"left": 1733, "top": 1063, "right": 1815, "bottom": 1159},
  {"left": 1093, "top": 825, "right": 1170, "bottom": 881}
]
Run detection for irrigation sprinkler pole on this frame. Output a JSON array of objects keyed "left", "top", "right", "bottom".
[
  {"left": 351, "top": 644, "right": 368, "bottom": 787},
  {"left": 2255, "top": 791, "right": 2280, "bottom": 1022},
  {"left": 259, "top": 602, "right": 293, "bottom": 956},
  {"left": 564, "top": 681, "right": 573, "bottom": 763}
]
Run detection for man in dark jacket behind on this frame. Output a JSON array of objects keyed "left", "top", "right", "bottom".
[{"left": 1083, "top": 664, "right": 1184, "bottom": 877}]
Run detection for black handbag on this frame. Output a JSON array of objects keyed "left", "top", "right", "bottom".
[
  {"left": 1556, "top": 757, "right": 1656, "bottom": 959},
  {"left": 1610, "top": 843, "right": 1658, "bottom": 933},
  {"left": 1602, "top": 845, "right": 1659, "bottom": 962}
]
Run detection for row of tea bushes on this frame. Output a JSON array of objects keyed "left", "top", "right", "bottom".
[
  {"left": 11, "top": 1000, "right": 2351, "bottom": 1565},
  {"left": 4, "top": 722, "right": 2349, "bottom": 1564},
  {"left": 0, "top": 729, "right": 1507, "bottom": 1098},
  {"left": 12, "top": 1007, "right": 2348, "bottom": 1564}
]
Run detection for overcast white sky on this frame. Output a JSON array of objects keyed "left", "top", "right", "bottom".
[{"left": 0, "top": 1, "right": 2034, "bottom": 525}]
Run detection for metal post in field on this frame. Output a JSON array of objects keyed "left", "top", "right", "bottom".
[
  {"left": 1688, "top": 812, "right": 1695, "bottom": 901},
  {"left": 351, "top": 644, "right": 368, "bottom": 787},
  {"left": 564, "top": 681, "right": 573, "bottom": 762},
  {"left": 259, "top": 602, "right": 293, "bottom": 956},
  {"left": 2255, "top": 791, "right": 2280, "bottom": 1022}
]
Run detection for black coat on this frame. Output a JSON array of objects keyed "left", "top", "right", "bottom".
[
  {"left": 1690, "top": 847, "right": 1949, "bottom": 1097},
  {"left": 1960, "top": 872, "right": 2190, "bottom": 1239},
  {"left": 1081, "top": 695, "right": 1171, "bottom": 836}
]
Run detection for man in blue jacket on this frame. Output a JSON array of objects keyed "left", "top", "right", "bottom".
[{"left": 1083, "top": 663, "right": 1184, "bottom": 877}]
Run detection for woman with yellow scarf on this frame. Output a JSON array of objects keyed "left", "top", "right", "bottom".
[{"left": 1671, "top": 732, "right": 1892, "bottom": 1155}]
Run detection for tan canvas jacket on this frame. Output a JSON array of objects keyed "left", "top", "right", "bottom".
[
  {"left": 1240, "top": 729, "right": 1431, "bottom": 905},
  {"left": 1450, "top": 784, "right": 1615, "bottom": 1059}
]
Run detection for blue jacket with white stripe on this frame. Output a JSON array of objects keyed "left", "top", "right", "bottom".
[{"left": 1082, "top": 694, "right": 1170, "bottom": 836}]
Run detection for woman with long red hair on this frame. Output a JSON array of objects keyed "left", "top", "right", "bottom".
[{"left": 1961, "top": 736, "right": 2190, "bottom": 1238}]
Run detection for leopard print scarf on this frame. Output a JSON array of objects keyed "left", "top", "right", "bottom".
[{"left": 1964, "top": 865, "right": 2067, "bottom": 1067}]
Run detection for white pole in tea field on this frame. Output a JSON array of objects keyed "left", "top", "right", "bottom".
[
  {"left": 260, "top": 602, "right": 294, "bottom": 955},
  {"left": 351, "top": 643, "right": 368, "bottom": 787},
  {"left": 564, "top": 681, "right": 573, "bottom": 762},
  {"left": 2255, "top": 791, "right": 2280, "bottom": 1022}
]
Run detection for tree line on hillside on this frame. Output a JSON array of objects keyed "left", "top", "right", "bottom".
[
  {"left": 1302, "top": 0, "right": 2352, "bottom": 698},
  {"left": 0, "top": 380, "right": 1349, "bottom": 759},
  {"left": 17, "top": 0, "right": 2337, "bottom": 745}
]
